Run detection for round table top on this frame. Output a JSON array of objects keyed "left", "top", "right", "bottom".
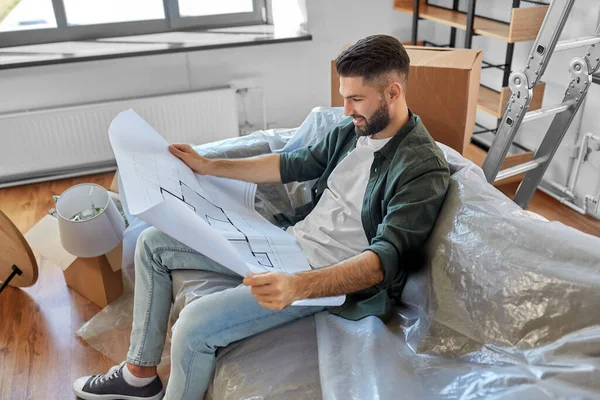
[{"left": 0, "top": 209, "right": 38, "bottom": 288}]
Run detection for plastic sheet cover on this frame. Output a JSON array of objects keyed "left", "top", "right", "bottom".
[
  {"left": 318, "top": 144, "right": 600, "bottom": 400},
  {"left": 77, "top": 107, "right": 600, "bottom": 399}
]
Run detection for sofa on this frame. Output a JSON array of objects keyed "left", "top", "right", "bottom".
[{"left": 78, "top": 107, "right": 600, "bottom": 399}]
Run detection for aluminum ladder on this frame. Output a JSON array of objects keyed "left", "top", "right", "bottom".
[{"left": 481, "top": 0, "right": 600, "bottom": 208}]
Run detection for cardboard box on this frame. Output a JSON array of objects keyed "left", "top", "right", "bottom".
[
  {"left": 110, "top": 170, "right": 119, "bottom": 193},
  {"left": 63, "top": 244, "right": 123, "bottom": 308},
  {"left": 25, "top": 214, "right": 124, "bottom": 309},
  {"left": 331, "top": 46, "right": 482, "bottom": 154}
]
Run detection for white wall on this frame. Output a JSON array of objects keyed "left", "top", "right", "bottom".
[
  {"left": 5, "top": 1, "right": 597, "bottom": 212},
  {"left": 427, "top": 0, "right": 600, "bottom": 213},
  {"left": 0, "top": 0, "right": 421, "bottom": 130}
]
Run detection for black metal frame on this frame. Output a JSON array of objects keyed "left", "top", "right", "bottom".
[
  {"left": 482, "top": 61, "right": 510, "bottom": 71},
  {"left": 422, "top": 40, "right": 450, "bottom": 47},
  {"left": 409, "top": 0, "right": 549, "bottom": 142},
  {"left": 410, "top": 0, "right": 524, "bottom": 92},
  {"left": 474, "top": 122, "right": 497, "bottom": 135},
  {"left": 448, "top": 0, "right": 459, "bottom": 47},
  {"left": 0, "top": 265, "right": 22, "bottom": 294}
]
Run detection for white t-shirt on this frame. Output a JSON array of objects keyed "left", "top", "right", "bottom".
[{"left": 287, "top": 135, "right": 392, "bottom": 268}]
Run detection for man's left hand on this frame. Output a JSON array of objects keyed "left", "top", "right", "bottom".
[{"left": 243, "top": 272, "right": 302, "bottom": 310}]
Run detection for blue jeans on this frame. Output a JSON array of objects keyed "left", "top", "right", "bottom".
[{"left": 126, "top": 226, "right": 325, "bottom": 399}]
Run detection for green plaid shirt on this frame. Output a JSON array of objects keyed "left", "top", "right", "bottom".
[{"left": 278, "top": 111, "right": 450, "bottom": 321}]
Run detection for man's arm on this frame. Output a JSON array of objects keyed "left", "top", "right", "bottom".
[
  {"left": 367, "top": 158, "right": 449, "bottom": 290},
  {"left": 170, "top": 122, "right": 345, "bottom": 186},
  {"left": 169, "top": 143, "right": 281, "bottom": 184},
  {"left": 244, "top": 157, "right": 450, "bottom": 310},
  {"left": 243, "top": 250, "right": 383, "bottom": 310},
  {"left": 294, "top": 250, "right": 383, "bottom": 298}
]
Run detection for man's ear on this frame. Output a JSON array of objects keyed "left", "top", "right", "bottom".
[{"left": 387, "top": 81, "right": 403, "bottom": 102}]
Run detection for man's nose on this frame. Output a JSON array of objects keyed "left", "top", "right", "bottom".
[{"left": 343, "top": 101, "right": 353, "bottom": 116}]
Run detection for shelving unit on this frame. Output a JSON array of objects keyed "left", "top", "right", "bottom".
[
  {"left": 395, "top": 0, "right": 550, "bottom": 185},
  {"left": 395, "top": 0, "right": 548, "bottom": 43},
  {"left": 478, "top": 83, "right": 545, "bottom": 119}
]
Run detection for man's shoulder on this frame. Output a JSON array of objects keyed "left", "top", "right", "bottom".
[{"left": 393, "top": 119, "right": 448, "bottom": 173}]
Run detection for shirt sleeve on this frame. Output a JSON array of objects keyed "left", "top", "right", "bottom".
[
  {"left": 279, "top": 126, "right": 339, "bottom": 184},
  {"left": 366, "top": 157, "right": 450, "bottom": 289}
]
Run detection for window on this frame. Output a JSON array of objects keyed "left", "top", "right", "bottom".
[
  {"left": 0, "top": 0, "right": 266, "bottom": 47},
  {"left": 62, "top": 0, "right": 166, "bottom": 26},
  {"left": 0, "top": 0, "right": 57, "bottom": 32},
  {"left": 179, "top": 0, "right": 254, "bottom": 18}
]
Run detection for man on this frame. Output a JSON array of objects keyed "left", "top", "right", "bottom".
[{"left": 73, "top": 34, "right": 450, "bottom": 400}]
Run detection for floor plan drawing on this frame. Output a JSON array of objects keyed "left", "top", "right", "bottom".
[
  {"left": 109, "top": 109, "right": 346, "bottom": 306},
  {"left": 161, "top": 178, "right": 277, "bottom": 270}
]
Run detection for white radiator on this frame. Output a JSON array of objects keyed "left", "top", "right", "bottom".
[{"left": 0, "top": 87, "right": 239, "bottom": 187}]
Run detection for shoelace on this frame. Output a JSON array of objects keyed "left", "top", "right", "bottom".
[{"left": 90, "top": 361, "right": 125, "bottom": 387}]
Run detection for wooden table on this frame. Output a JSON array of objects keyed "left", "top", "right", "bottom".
[{"left": 0, "top": 208, "right": 38, "bottom": 292}]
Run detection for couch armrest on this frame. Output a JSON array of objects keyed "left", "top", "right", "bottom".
[{"left": 193, "top": 133, "right": 280, "bottom": 160}]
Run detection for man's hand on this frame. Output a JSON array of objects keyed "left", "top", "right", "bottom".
[
  {"left": 243, "top": 272, "right": 302, "bottom": 310},
  {"left": 169, "top": 144, "right": 282, "bottom": 184},
  {"left": 169, "top": 144, "right": 213, "bottom": 175}
]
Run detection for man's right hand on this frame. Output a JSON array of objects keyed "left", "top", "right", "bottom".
[
  {"left": 168, "top": 144, "right": 213, "bottom": 175},
  {"left": 169, "top": 143, "right": 281, "bottom": 184}
]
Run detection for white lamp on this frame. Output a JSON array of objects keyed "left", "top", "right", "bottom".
[{"left": 56, "top": 183, "right": 126, "bottom": 258}]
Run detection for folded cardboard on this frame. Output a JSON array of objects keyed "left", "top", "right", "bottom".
[
  {"left": 331, "top": 46, "right": 483, "bottom": 154},
  {"left": 110, "top": 171, "right": 119, "bottom": 193},
  {"left": 24, "top": 214, "right": 76, "bottom": 271},
  {"left": 63, "top": 249, "right": 123, "bottom": 308},
  {"left": 24, "top": 213, "right": 123, "bottom": 309}
]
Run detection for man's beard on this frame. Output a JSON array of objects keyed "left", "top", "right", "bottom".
[{"left": 353, "top": 101, "right": 391, "bottom": 137}]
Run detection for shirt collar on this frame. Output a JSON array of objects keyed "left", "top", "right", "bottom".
[{"left": 376, "top": 109, "right": 417, "bottom": 161}]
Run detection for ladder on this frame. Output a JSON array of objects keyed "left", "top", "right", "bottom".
[{"left": 481, "top": 0, "right": 600, "bottom": 208}]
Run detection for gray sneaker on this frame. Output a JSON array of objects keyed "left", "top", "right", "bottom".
[{"left": 73, "top": 362, "right": 165, "bottom": 400}]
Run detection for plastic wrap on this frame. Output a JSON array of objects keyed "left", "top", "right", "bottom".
[
  {"left": 77, "top": 107, "right": 600, "bottom": 399},
  {"left": 317, "top": 144, "right": 600, "bottom": 400}
]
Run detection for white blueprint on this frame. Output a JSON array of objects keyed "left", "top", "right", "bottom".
[{"left": 108, "top": 109, "right": 345, "bottom": 307}]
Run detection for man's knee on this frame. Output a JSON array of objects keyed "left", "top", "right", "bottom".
[
  {"left": 136, "top": 226, "right": 168, "bottom": 253},
  {"left": 134, "top": 227, "right": 175, "bottom": 272},
  {"left": 171, "top": 301, "right": 219, "bottom": 353},
  {"left": 171, "top": 289, "right": 246, "bottom": 352}
]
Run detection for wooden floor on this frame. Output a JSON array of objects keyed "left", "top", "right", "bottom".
[
  {"left": 498, "top": 182, "right": 600, "bottom": 237},
  {"left": 1, "top": 172, "right": 600, "bottom": 400},
  {"left": 0, "top": 172, "right": 115, "bottom": 400}
]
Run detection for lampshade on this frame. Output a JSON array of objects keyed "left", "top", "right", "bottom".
[{"left": 56, "top": 183, "right": 126, "bottom": 258}]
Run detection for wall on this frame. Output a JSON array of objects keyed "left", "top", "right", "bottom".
[
  {"left": 0, "top": 0, "right": 422, "bottom": 130},
  {"left": 425, "top": 0, "right": 600, "bottom": 214},
  {"left": 5, "top": 1, "right": 596, "bottom": 213}
]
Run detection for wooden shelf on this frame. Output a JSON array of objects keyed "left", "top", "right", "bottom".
[
  {"left": 394, "top": 0, "right": 548, "bottom": 43},
  {"left": 478, "top": 82, "right": 546, "bottom": 118},
  {"left": 464, "top": 143, "right": 533, "bottom": 186}
]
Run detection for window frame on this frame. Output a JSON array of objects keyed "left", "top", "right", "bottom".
[{"left": 0, "top": 0, "right": 266, "bottom": 48}]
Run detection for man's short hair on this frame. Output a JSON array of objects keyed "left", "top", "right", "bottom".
[{"left": 335, "top": 35, "right": 410, "bottom": 92}]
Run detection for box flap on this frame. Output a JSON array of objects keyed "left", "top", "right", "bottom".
[
  {"left": 110, "top": 171, "right": 119, "bottom": 193},
  {"left": 24, "top": 214, "right": 77, "bottom": 271},
  {"left": 407, "top": 47, "right": 482, "bottom": 70}
]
